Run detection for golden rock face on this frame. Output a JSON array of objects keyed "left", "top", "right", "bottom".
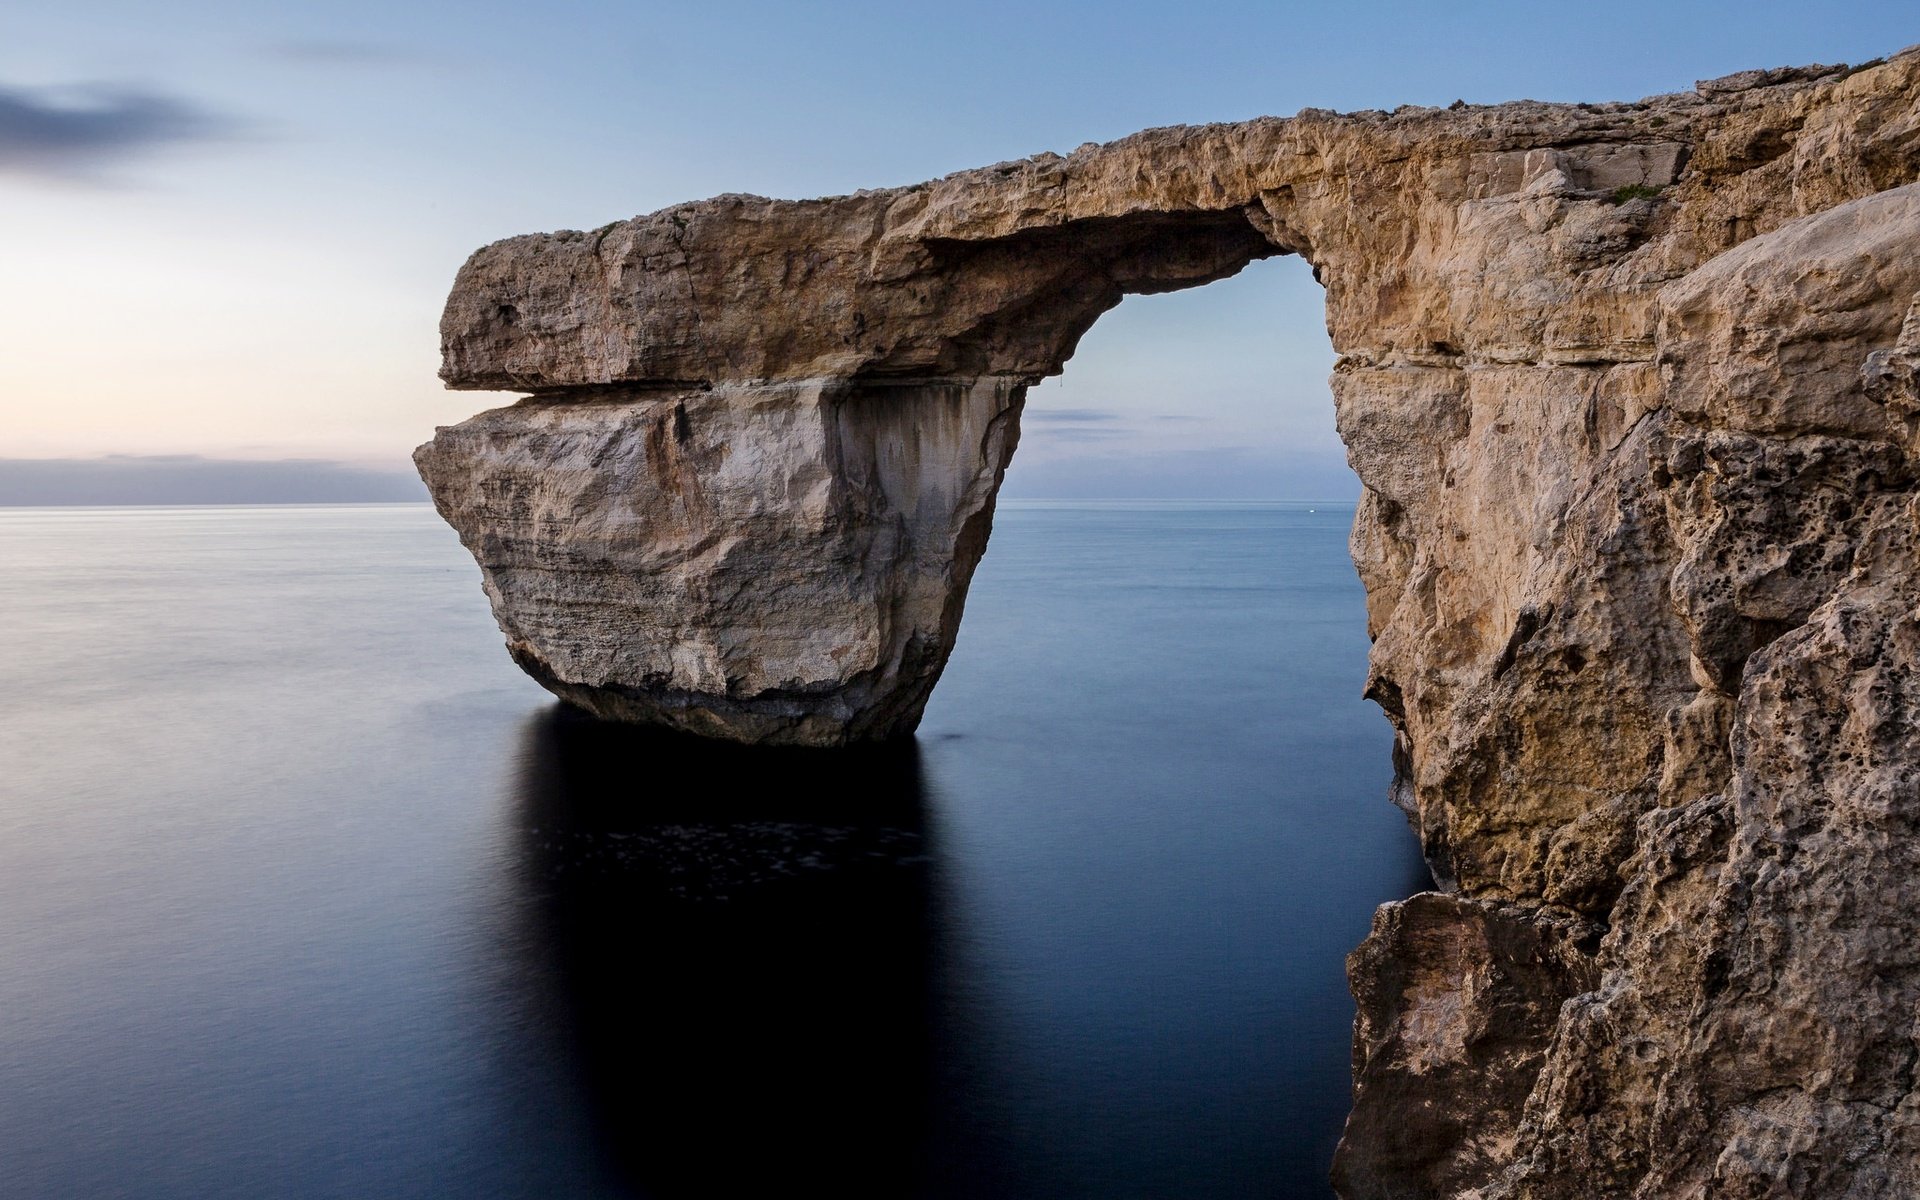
[{"left": 422, "top": 50, "right": 1920, "bottom": 1198}]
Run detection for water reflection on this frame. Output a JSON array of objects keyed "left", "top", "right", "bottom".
[{"left": 510, "top": 704, "right": 956, "bottom": 1198}]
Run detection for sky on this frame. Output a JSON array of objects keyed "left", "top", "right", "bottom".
[{"left": 1, "top": 1, "right": 1913, "bottom": 499}]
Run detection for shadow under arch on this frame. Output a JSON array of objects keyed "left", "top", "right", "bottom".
[{"left": 507, "top": 703, "right": 979, "bottom": 1199}]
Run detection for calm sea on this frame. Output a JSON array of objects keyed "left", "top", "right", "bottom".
[{"left": 0, "top": 501, "right": 1427, "bottom": 1199}]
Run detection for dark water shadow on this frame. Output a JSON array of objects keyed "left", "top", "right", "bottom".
[
  {"left": 509, "top": 703, "right": 973, "bottom": 1199},
  {"left": 504, "top": 696, "right": 1433, "bottom": 1199}
]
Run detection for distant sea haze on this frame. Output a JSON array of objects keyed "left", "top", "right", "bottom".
[
  {"left": 0, "top": 448, "right": 1359, "bottom": 505},
  {"left": 0, "top": 456, "right": 430, "bottom": 506}
]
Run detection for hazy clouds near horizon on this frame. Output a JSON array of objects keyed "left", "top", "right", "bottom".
[
  {"left": 0, "top": 456, "right": 430, "bottom": 506},
  {"left": 0, "top": 449, "right": 1356, "bottom": 506}
]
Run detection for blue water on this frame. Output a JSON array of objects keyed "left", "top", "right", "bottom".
[{"left": 0, "top": 501, "right": 1426, "bottom": 1199}]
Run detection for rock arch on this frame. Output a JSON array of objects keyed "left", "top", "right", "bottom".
[
  {"left": 420, "top": 51, "right": 1920, "bottom": 1199},
  {"left": 422, "top": 199, "right": 1293, "bottom": 746}
]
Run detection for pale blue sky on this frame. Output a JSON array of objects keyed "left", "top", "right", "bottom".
[{"left": 2, "top": 2, "right": 1912, "bottom": 496}]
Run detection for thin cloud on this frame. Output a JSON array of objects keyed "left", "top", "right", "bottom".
[
  {"left": 1025, "top": 407, "right": 1122, "bottom": 424},
  {"left": 0, "top": 82, "right": 235, "bottom": 180},
  {"left": 1001, "top": 445, "right": 1360, "bottom": 502},
  {"left": 1039, "top": 426, "right": 1128, "bottom": 442}
]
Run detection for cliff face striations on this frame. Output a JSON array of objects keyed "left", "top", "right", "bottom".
[{"left": 420, "top": 49, "right": 1920, "bottom": 1198}]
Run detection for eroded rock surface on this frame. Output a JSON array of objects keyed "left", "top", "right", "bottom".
[
  {"left": 416, "top": 378, "right": 1020, "bottom": 742},
  {"left": 421, "top": 47, "right": 1920, "bottom": 1198}
]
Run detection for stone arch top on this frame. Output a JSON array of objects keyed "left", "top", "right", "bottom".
[
  {"left": 441, "top": 176, "right": 1287, "bottom": 391},
  {"left": 436, "top": 70, "right": 1831, "bottom": 394}
]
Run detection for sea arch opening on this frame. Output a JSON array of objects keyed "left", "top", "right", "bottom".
[
  {"left": 1006, "top": 253, "right": 1347, "bottom": 503},
  {"left": 903, "top": 250, "right": 1430, "bottom": 1195}
]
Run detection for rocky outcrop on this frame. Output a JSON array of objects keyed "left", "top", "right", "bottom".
[
  {"left": 420, "top": 48, "right": 1920, "bottom": 1198},
  {"left": 415, "top": 378, "right": 1021, "bottom": 742},
  {"left": 1334, "top": 895, "right": 1602, "bottom": 1197}
]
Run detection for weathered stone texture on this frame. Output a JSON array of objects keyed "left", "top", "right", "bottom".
[
  {"left": 417, "top": 377, "right": 1021, "bottom": 743},
  {"left": 421, "top": 47, "right": 1920, "bottom": 1199},
  {"left": 1334, "top": 894, "right": 1601, "bottom": 1199}
]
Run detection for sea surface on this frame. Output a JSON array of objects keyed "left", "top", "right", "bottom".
[{"left": 0, "top": 500, "right": 1428, "bottom": 1199}]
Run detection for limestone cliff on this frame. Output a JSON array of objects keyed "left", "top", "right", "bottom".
[{"left": 420, "top": 48, "right": 1920, "bottom": 1198}]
